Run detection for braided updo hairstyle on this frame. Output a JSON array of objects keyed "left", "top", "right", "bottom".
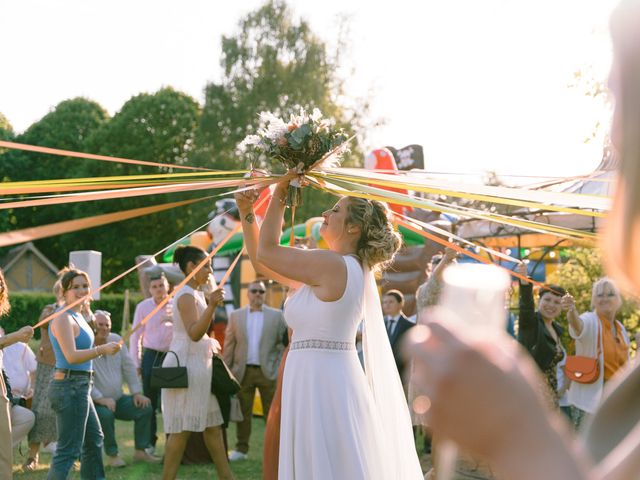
[{"left": 345, "top": 197, "right": 402, "bottom": 271}]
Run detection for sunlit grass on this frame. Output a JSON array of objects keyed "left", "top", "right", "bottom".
[{"left": 13, "top": 416, "right": 265, "bottom": 479}]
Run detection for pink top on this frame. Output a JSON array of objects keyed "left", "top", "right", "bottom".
[{"left": 129, "top": 297, "right": 174, "bottom": 369}]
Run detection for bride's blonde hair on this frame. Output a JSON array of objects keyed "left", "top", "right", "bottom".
[{"left": 345, "top": 197, "right": 402, "bottom": 270}]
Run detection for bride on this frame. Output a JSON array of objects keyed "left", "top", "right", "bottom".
[{"left": 235, "top": 177, "right": 423, "bottom": 479}]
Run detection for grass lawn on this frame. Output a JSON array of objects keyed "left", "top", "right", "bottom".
[
  {"left": 12, "top": 416, "right": 265, "bottom": 479},
  {"left": 12, "top": 416, "right": 490, "bottom": 479}
]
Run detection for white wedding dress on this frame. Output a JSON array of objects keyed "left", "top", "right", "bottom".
[{"left": 279, "top": 255, "right": 422, "bottom": 479}]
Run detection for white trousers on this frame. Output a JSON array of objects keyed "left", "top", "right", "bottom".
[{"left": 11, "top": 404, "right": 35, "bottom": 448}]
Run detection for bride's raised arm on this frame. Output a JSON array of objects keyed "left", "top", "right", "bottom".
[
  {"left": 234, "top": 186, "right": 299, "bottom": 289},
  {"left": 256, "top": 179, "right": 346, "bottom": 296}
]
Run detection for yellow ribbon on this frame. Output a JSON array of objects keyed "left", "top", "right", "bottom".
[{"left": 319, "top": 170, "right": 605, "bottom": 218}]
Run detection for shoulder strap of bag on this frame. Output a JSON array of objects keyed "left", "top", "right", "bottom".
[{"left": 596, "top": 317, "right": 602, "bottom": 358}]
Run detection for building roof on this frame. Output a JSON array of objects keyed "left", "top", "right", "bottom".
[{"left": 1, "top": 241, "right": 58, "bottom": 275}]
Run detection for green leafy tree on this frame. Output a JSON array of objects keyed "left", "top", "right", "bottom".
[
  {"left": 0, "top": 99, "right": 109, "bottom": 264},
  {"left": 0, "top": 112, "right": 16, "bottom": 231},
  {"left": 0, "top": 111, "right": 13, "bottom": 145},
  {"left": 1, "top": 98, "right": 109, "bottom": 183},
  {"left": 71, "top": 87, "right": 206, "bottom": 287},
  {"left": 194, "top": 0, "right": 365, "bottom": 221},
  {"left": 548, "top": 247, "right": 640, "bottom": 351}
]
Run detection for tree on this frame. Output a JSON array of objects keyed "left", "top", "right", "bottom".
[
  {"left": 1, "top": 98, "right": 109, "bottom": 183},
  {"left": 70, "top": 87, "right": 206, "bottom": 286},
  {"left": 0, "top": 99, "right": 109, "bottom": 264},
  {"left": 194, "top": 0, "right": 365, "bottom": 221},
  {"left": 0, "top": 111, "right": 13, "bottom": 145},
  {"left": 0, "top": 112, "right": 16, "bottom": 232}
]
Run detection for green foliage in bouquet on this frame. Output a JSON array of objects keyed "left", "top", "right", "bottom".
[{"left": 239, "top": 107, "right": 349, "bottom": 206}]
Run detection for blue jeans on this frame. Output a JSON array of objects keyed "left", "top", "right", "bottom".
[
  {"left": 47, "top": 375, "right": 105, "bottom": 480},
  {"left": 95, "top": 395, "right": 153, "bottom": 456},
  {"left": 141, "top": 348, "right": 166, "bottom": 447}
]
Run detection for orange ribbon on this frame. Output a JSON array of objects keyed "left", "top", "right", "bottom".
[
  {"left": 0, "top": 140, "right": 213, "bottom": 172},
  {"left": 0, "top": 197, "right": 207, "bottom": 247}
]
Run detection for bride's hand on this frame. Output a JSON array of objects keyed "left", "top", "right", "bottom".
[
  {"left": 234, "top": 172, "right": 270, "bottom": 212},
  {"left": 235, "top": 188, "right": 261, "bottom": 212}
]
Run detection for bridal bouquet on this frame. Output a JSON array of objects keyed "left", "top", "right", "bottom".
[{"left": 239, "top": 107, "right": 350, "bottom": 207}]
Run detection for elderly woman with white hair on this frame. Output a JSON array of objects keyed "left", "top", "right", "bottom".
[{"left": 563, "top": 277, "right": 630, "bottom": 428}]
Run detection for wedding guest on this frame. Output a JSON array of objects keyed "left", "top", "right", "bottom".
[
  {"left": 0, "top": 326, "right": 37, "bottom": 405},
  {"left": 557, "top": 356, "right": 572, "bottom": 421},
  {"left": 382, "top": 289, "right": 414, "bottom": 380},
  {"left": 3, "top": 369, "right": 35, "bottom": 449},
  {"left": 24, "top": 284, "right": 63, "bottom": 471},
  {"left": 563, "top": 278, "right": 630, "bottom": 428},
  {"left": 516, "top": 262, "right": 569, "bottom": 407},
  {"left": 92, "top": 310, "right": 160, "bottom": 467},
  {"left": 224, "top": 281, "right": 286, "bottom": 461},
  {"left": 0, "top": 268, "right": 34, "bottom": 478},
  {"left": 160, "top": 245, "right": 233, "bottom": 480},
  {"left": 129, "top": 272, "right": 173, "bottom": 452},
  {"left": 47, "top": 267, "right": 121, "bottom": 479}
]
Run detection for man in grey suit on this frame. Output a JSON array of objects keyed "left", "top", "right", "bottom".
[{"left": 224, "top": 280, "right": 286, "bottom": 461}]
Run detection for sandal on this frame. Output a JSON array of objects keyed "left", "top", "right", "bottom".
[{"left": 23, "top": 457, "right": 38, "bottom": 472}]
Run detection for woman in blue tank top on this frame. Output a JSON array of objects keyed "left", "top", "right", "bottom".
[{"left": 47, "top": 268, "right": 120, "bottom": 480}]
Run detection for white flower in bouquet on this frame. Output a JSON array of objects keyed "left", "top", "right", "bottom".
[{"left": 257, "top": 111, "right": 290, "bottom": 141}]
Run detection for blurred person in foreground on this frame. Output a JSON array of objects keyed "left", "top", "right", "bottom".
[{"left": 405, "top": 1, "right": 640, "bottom": 478}]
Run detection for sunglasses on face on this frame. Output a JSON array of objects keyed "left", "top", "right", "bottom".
[
  {"left": 596, "top": 293, "right": 616, "bottom": 298},
  {"left": 249, "top": 289, "right": 265, "bottom": 294}
]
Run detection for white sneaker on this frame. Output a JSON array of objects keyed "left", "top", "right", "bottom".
[
  {"left": 43, "top": 442, "right": 57, "bottom": 454},
  {"left": 145, "top": 446, "right": 155, "bottom": 456},
  {"left": 228, "top": 450, "right": 248, "bottom": 461}
]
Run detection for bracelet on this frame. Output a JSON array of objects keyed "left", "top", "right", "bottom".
[{"left": 95, "top": 346, "right": 103, "bottom": 358}]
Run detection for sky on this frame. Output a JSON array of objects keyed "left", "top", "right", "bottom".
[{"left": 0, "top": 0, "right": 620, "bottom": 180}]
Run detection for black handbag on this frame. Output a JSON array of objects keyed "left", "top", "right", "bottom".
[
  {"left": 211, "top": 354, "right": 241, "bottom": 396},
  {"left": 150, "top": 351, "right": 188, "bottom": 389}
]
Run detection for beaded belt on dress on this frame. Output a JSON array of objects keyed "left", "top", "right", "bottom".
[{"left": 290, "top": 339, "right": 355, "bottom": 351}]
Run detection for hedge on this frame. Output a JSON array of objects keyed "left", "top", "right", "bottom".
[{"left": 1, "top": 292, "right": 144, "bottom": 337}]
